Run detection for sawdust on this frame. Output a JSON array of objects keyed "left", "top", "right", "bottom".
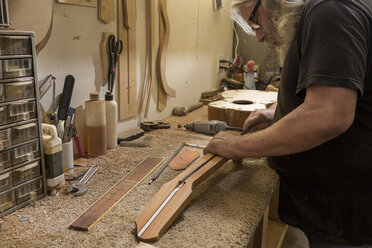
[{"left": 0, "top": 106, "right": 278, "bottom": 248}]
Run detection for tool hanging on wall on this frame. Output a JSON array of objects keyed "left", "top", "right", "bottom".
[{"left": 107, "top": 34, "right": 123, "bottom": 94}]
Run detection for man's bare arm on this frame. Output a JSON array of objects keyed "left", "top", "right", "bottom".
[{"left": 204, "top": 84, "right": 357, "bottom": 159}]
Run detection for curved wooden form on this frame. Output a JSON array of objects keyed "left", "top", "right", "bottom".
[
  {"left": 135, "top": 154, "right": 228, "bottom": 242},
  {"left": 8, "top": 0, "right": 53, "bottom": 54},
  {"left": 157, "top": 0, "right": 176, "bottom": 98},
  {"left": 208, "top": 90, "right": 278, "bottom": 128}
]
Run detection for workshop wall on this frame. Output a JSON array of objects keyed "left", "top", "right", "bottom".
[{"left": 36, "top": 0, "right": 233, "bottom": 145}]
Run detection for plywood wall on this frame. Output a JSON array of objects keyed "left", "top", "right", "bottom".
[{"left": 37, "top": 0, "right": 233, "bottom": 139}]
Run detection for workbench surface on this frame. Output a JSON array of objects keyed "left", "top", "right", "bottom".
[{"left": 0, "top": 106, "right": 278, "bottom": 248}]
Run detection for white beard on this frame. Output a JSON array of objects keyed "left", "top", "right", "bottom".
[{"left": 266, "top": 17, "right": 299, "bottom": 66}]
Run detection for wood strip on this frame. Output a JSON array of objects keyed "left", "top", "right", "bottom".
[
  {"left": 139, "top": 0, "right": 151, "bottom": 114},
  {"left": 127, "top": 0, "right": 138, "bottom": 116},
  {"left": 144, "top": 0, "right": 156, "bottom": 118},
  {"left": 169, "top": 150, "right": 200, "bottom": 170},
  {"left": 70, "top": 156, "right": 163, "bottom": 231},
  {"left": 99, "top": 0, "right": 115, "bottom": 24},
  {"left": 118, "top": 0, "right": 137, "bottom": 120}
]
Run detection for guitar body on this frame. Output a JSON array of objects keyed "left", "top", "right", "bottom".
[{"left": 208, "top": 90, "right": 278, "bottom": 128}]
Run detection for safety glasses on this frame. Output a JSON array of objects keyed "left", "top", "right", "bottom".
[{"left": 248, "top": 0, "right": 262, "bottom": 31}]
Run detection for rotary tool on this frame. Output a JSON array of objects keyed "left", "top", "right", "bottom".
[{"left": 178, "top": 120, "right": 243, "bottom": 135}]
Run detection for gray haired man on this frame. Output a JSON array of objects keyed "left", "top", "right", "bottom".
[{"left": 204, "top": 0, "right": 372, "bottom": 247}]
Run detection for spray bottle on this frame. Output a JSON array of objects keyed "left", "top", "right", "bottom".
[{"left": 244, "top": 60, "right": 256, "bottom": 90}]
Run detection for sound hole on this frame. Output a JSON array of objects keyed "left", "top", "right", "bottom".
[{"left": 233, "top": 100, "right": 254, "bottom": 105}]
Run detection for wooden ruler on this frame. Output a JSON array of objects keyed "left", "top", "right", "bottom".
[{"left": 70, "top": 156, "right": 163, "bottom": 231}]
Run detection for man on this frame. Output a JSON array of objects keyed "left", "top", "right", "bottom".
[{"left": 204, "top": 0, "right": 372, "bottom": 247}]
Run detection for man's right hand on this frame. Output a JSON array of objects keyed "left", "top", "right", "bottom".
[{"left": 243, "top": 103, "right": 277, "bottom": 132}]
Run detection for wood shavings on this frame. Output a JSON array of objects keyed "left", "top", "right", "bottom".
[{"left": 0, "top": 106, "right": 278, "bottom": 247}]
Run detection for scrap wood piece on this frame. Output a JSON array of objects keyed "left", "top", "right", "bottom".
[
  {"left": 135, "top": 154, "right": 228, "bottom": 242},
  {"left": 169, "top": 150, "right": 200, "bottom": 170},
  {"left": 69, "top": 156, "right": 163, "bottom": 231},
  {"left": 157, "top": 0, "right": 176, "bottom": 98},
  {"left": 99, "top": 0, "right": 115, "bottom": 23},
  {"left": 57, "top": 0, "right": 97, "bottom": 7}
]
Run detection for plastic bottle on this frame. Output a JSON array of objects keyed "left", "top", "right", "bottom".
[
  {"left": 105, "top": 92, "right": 118, "bottom": 149},
  {"left": 244, "top": 60, "right": 256, "bottom": 90},
  {"left": 85, "top": 92, "right": 107, "bottom": 156},
  {"left": 42, "top": 124, "right": 65, "bottom": 189}
]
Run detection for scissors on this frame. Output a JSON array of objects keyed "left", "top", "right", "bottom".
[{"left": 107, "top": 35, "right": 123, "bottom": 93}]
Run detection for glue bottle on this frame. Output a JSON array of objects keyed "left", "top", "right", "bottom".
[
  {"left": 85, "top": 92, "right": 107, "bottom": 156},
  {"left": 42, "top": 124, "right": 65, "bottom": 189},
  {"left": 105, "top": 92, "right": 118, "bottom": 149}
]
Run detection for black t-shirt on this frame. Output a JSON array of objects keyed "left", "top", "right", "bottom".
[{"left": 267, "top": 0, "right": 372, "bottom": 245}]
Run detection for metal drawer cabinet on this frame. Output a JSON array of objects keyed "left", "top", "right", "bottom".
[{"left": 0, "top": 30, "right": 46, "bottom": 217}]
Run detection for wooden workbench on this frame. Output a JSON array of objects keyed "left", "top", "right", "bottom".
[{"left": 0, "top": 106, "right": 281, "bottom": 248}]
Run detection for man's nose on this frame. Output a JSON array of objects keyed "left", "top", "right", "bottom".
[{"left": 255, "top": 30, "right": 266, "bottom": 43}]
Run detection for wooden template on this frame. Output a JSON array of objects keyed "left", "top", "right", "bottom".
[
  {"left": 157, "top": 0, "right": 175, "bottom": 98},
  {"left": 57, "top": 0, "right": 97, "bottom": 7},
  {"left": 168, "top": 150, "right": 200, "bottom": 171},
  {"left": 208, "top": 90, "right": 278, "bottom": 128},
  {"left": 8, "top": 0, "right": 53, "bottom": 54},
  {"left": 135, "top": 154, "right": 228, "bottom": 242},
  {"left": 118, "top": 0, "right": 138, "bottom": 120},
  {"left": 99, "top": 0, "right": 115, "bottom": 23},
  {"left": 70, "top": 157, "right": 163, "bottom": 231},
  {"left": 157, "top": 0, "right": 167, "bottom": 111}
]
